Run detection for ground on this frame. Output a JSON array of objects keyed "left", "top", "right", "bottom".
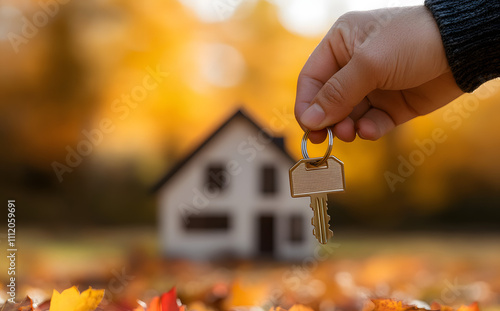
[{"left": 3, "top": 228, "right": 500, "bottom": 311}]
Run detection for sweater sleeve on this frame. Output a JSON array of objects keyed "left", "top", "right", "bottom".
[{"left": 424, "top": 0, "right": 500, "bottom": 92}]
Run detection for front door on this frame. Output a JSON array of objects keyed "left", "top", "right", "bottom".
[{"left": 257, "top": 214, "right": 275, "bottom": 257}]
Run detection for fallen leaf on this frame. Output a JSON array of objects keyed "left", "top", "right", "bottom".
[
  {"left": 289, "top": 305, "right": 314, "bottom": 311},
  {"left": 49, "top": 286, "right": 104, "bottom": 311},
  {"left": 456, "top": 302, "right": 480, "bottom": 311},
  {"left": 226, "top": 279, "right": 270, "bottom": 308},
  {"left": 135, "top": 288, "right": 184, "bottom": 311},
  {"left": 371, "top": 299, "right": 407, "bottom": 311},
  {"left": 147, "top": 297, "right": 161, "bottom": 311},
  {"left": 269, "top": 305, "right": 313, "bottom": 311},
  {"left": 160, "top": 288, "right": 179, "bottom": 311},
  {"left": 369, "top": 300, "right": 481, "bottom": 311},
  {"left": 1, "top": 297, "right": 34, "bottom": 311},
  {"left": 430, "top": 302, "right": 454, "bottom": 311},
  {"left": 370, "top": 299, "right": 429, "bottom": 311},
  {"left": 431, "top": 302, "right": 480, "bottom": 311}
]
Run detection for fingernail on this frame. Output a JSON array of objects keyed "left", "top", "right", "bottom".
[
  {"left": 300, "top": 103, "right": 325, "bottom": 128},
  {"left": 357, "top": 130, "right": 366, "bottom": 139}
]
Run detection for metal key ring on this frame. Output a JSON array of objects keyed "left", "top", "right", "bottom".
[{"left": 301, "top": 127, "right": 333, "bottom": 166}]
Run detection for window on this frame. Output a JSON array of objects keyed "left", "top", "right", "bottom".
[
  {"left": 261, "top": 165, "right": 277, "bottom": 194},
  {"left": 184, "top": 214, "right": 230, "bottom": 231},
  {"left": 206, "top": 164, "right": 228, "bottom": 193},
  {"left": 289, "top": 214, "right": 304, "bottom": 243},
  {"left": 258, "top": 215, "right": 275, "bottom": 256}
]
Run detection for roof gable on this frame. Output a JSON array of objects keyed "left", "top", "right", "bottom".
[{"left": 151, "top": 109, "right": 296, "bottom": 192}]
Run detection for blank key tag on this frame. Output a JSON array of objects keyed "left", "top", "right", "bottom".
[{"left": 289, "top": 128, "right": 345, "bottom": 244}]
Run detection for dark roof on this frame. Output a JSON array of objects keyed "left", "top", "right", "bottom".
[{"left": 151, "top": 108, "right": 296, "bottom": 192}]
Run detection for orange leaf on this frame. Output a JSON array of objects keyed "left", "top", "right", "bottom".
[
  {"left": 289, "top": 305, "right": 314, "bottom": 311},
  {"left": 227, "top": 279, "right": 269, "bottom": 307},
  {"left": 430, "top": 302, "right": 454, "bottom": 311},
  {"left": 371, "top": 299, "right": 407, "bottom": 311},
  {"left": 457, "top": 302, "right": 480, "bottom": 311},
  {"left": 370, "top": 299, "right": 428, "bottom": 311},
  {"left": 148, "top": 296, "right": 161, "bottom": 311},
  {"left": 371, "top": 300, "right": 481, "bottom": 311},
  {"left": 430, "top": 301, "right": 480, "bottom": 311},
  {"left": 269, "top": 305, "right": 313, "bottom": 311}
]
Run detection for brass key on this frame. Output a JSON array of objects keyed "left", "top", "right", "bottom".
[
  {"left": 289, "top": 128, "right": 345, "bottom": 244},
  {"left": 310, "top": 193, "right": 330, "bottom": 244}
]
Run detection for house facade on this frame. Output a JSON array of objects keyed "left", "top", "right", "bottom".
[{"left": 153, "top": 110, "right": 314, "bottom": 260}]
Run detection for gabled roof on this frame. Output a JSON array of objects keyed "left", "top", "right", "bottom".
[{"left": 151, "top": 108, "right": 297, "bottom": 192}]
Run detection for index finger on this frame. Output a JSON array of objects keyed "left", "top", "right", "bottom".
[{"left": 295, "top": 31, "right": 343, "bottom": 122}]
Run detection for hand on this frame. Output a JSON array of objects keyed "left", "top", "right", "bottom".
[{"left": 295, "top": 6, "right": 464, "bottom": 143}]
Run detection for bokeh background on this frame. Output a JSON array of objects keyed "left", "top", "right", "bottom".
[{"left": 0, "top": 0, "right": 499, "bottom": 309}]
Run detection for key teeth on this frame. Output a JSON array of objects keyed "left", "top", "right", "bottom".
[
  {"left": 309, "top": 195, "right": 334, "bottom": 244},
  {"left": 319, "top": 230, "right": 333, "bottom": 244}
]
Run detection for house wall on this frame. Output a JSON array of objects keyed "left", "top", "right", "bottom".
[{"left": 158, "top": 117, "right": 315, "bottom": 260}]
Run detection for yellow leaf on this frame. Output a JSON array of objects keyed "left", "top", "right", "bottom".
[
  {"left": 226, "top": 279, "right": 269, "bottom": 307},
  {"left": 75, "top": 287, "right": 105, "bottom": 311},
  {"left": 49, "top": 286, "right": 104, "bottom": 311},
  {"left": 50, "top": 287, "right": 80, "bottom": 311}
]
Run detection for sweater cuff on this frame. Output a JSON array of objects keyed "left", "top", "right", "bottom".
[{"left": 424, "top": 0, "right": 500, "bottom": 92}]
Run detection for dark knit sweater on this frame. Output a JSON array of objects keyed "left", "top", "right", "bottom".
[{"left": 424, "top": 0, "right": 500, "bottom": 92}]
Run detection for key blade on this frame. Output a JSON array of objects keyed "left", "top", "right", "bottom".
[{"left": 311, "top": 194, "right": 333, "bottom": 244}]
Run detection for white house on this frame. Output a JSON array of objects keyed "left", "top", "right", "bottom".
[{"left": 153, "top": 109, "right": 315, "bottom": 260}]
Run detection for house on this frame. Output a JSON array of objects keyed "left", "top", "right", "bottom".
[{"left": 152, "top": 109, "right": 315, "bottom": 260}]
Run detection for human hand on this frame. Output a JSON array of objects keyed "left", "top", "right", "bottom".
[{"left": 295, "top": 6, "right": 464, "bottom": 143}]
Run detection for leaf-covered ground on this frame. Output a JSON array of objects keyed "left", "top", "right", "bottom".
[{"left": 2, "top": 229, "right": 499, "bottom": 311}]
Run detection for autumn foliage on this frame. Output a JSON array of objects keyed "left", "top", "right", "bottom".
[
  {"left": 132, "top": 287, "right": 185, "bottom": 311},
  {"left": 363, "top": 300, "right": 480, "bottom": 311},
  {"left": 49, "top": 287, "right": 104, "bottom": 311},
  {"left": 1, "top": 287, "right": 481, "bottom": 311}
]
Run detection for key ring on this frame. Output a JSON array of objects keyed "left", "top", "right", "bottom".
[{"left": 301, "top": 127, "right": 333, "bottom": 166}]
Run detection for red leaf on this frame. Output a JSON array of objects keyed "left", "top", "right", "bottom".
[
  {"left": 137, "top": 287, "right": 184, "bottom": 311},
  {"left": 160, "top": 288, "right": 179, "bottom": 311}
]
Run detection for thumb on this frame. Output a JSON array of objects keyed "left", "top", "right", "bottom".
[{"left": 299, "top": 57, "right": 376, "bottom": 130}]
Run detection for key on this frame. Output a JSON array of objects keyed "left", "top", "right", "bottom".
[{"left": 289, "top": 156, "right": 345, "bottom": 244}]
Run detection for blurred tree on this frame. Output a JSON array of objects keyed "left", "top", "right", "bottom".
[{"left": 0, "top": 0, "right": 498, "bottom": 228}]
